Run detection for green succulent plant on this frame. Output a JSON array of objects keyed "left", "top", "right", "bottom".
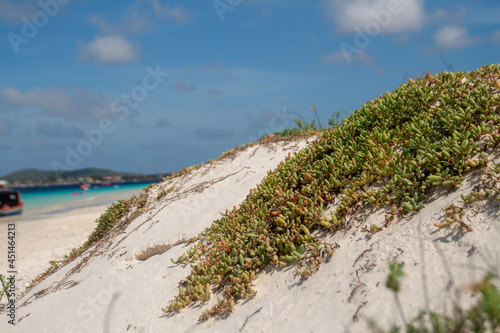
[{"left": 165, "top": 64, "right": 500, "bottom": 321}]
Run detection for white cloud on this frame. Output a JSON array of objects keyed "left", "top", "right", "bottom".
[
  {"left": 0, "top": 86, "right": 114, "bottom": 122},
  {"left": 322, "top": 50, "right": 372, "bottom": 66},
  {"left": 325, "top": 0, "right": 424, "bottom": 34},
  {"left": 0, "top": 86, "right": 74, "bottom": 112},
  {"left": 493, "top": 30, "right": 500, "bottom": 46},
  {"left": 149, "top": 0, "right": 190, "bottom": 23},
  {"left": 0, "top": 0, "right": 37, "bottom": 24},
  {"left": 433, "top": 25, "right": 480, "bottom": 51},
  {"left": 78, "top": 36, "right": 139, "bottom": 64}
]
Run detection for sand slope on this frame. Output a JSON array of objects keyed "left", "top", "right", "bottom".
[
  {"left": 0, "top": 188, "right": 151, "bottom": 292},
  {"left": 0, "top": 206, "right": 113, "bottom": 290},
  {"left": 1, "top": 137, "right": 499, "bottom": 333}
]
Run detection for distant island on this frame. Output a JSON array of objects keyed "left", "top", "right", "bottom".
[{"left": 0, "top": 168, "right": 168, "bottom": 187}]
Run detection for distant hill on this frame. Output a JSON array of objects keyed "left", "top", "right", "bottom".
[{"left": 0, "top": 168, "right": 146, "bottom": 182}]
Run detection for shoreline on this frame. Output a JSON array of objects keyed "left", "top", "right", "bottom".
[
  {"left": 0, "top": 185, "right": 147, "bottom": 223},
  {"left": 17, "top": 181, "right": 156, "bottom": 212},
  {"left": 0, "top": 186, "right": 145, "bottom": 290}
]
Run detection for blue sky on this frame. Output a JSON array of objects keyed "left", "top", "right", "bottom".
[{"left": 0, "top": 0, "right": 499, "bottom": 177}]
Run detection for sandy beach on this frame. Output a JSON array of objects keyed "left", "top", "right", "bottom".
[{"left": 0, "top": 187, "right": 147, "bottom": 291}]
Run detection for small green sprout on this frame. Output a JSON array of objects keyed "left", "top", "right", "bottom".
[{"left": 387, "top": 261, "right": 405, "bottom": 294}]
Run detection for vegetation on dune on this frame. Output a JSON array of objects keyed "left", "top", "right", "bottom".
[
  {"left": 0, "top": 274, "right": 13, "bottom": 305},
  {"left": 16, "top": 125, "right": 318, "bottom": 296},
  {"left": 63, "top": 197, "right": 139, "bottom": 262},
  {"left": 83, "top": 199, "right": 132, "bottom": 247},
  {"left": 163, "top": 116, "right": 325, "bottom": 183},
  {"left": 370, "top": 264, "right": 500, "bottom": 333},
  {"left": 165, "top": 64, "right": 500, "bottom": 321}
]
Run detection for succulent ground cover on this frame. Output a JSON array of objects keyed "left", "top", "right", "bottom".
[
  {"left": 371, "top": 266, "right": 500, "bottom": 333},
  {"left": 165, "top": 64, "right": 500, "bottom": 321}
]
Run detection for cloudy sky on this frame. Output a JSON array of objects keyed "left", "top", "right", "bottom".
[{"left": 0, "top": 0, "right": 499, "bottom": 177}]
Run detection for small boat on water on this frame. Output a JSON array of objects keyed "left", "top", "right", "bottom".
[
  {"left": 0, "top": 181, "right": 23, "bottom": 217},
  {"left": 79, "top": 182, "right": 91, "bottom": 191}
]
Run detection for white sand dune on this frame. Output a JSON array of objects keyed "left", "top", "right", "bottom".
[{"left": 1, "top": 136, "right": 499, "bottom": 333}]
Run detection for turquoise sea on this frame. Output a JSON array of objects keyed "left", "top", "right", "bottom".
[{"left": 7, "top": 181, "right": 158, "bottom": 217}]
